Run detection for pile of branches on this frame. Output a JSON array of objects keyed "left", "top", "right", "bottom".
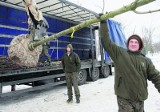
[{"left": 0, "top": 56, "right": 24, "bottom": 74}]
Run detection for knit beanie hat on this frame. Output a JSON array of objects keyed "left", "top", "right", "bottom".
[{"left": 127, "top": 34, "right": 144, "bottom": 51}]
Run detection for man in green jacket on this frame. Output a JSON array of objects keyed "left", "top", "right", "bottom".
[
  {"left": 100, "top": 20, "right": 160, "bottom": 112},
  {"left": 62, "top": 44, "right": 81, "bottom": 103}
]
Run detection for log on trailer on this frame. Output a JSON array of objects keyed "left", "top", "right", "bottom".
[
  {"left": 8, "top": 34, "right": 42, "bottom": 67},
  {"left": 8, "top": 0, "right": 155, "bottom": 67}
]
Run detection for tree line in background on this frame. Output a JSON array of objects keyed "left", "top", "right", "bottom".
[
  {"left": 142, "top": 27, "right": 160, "bottom": 55},
  {"left": 152, "top": 42, "right": 160, "bottom": 53}
]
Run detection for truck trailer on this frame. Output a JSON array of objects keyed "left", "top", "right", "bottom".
[{"left": 0, "top": 0, "right": 126, "bottom": 97}]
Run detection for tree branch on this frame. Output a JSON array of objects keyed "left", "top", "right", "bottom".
[
  {"left": 134, "top": 8, "right": 160, "bottom": 14},
  {"left": 131, "top": 0, "right": 140, "bottom": 10},
  {"left": 28, "top": 0, "right": 156, "bottom": 50}
]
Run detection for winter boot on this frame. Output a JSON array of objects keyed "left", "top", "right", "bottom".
[
  {"left": 48, "top": 61, "right": 52, "bottom": 66},
  {"left": 67, "top": 97, "right": 73, "bottom": 103},
  {"left": 76, "top": 96, "right": 80, "bottom": 104},
  {"left": 11, "top": 85, "right": 16, "bottom": 91}
]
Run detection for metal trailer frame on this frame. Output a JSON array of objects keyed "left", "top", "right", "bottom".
[{"left": 0, "top": 59, "right": 110, "bottom": 97}]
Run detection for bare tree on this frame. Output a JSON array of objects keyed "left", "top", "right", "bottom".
[
  {"left": 142, "top": 27, "right": 155, "bottom": 54},
  {"left": 153, "top": 42, "right": 160, "bottom": 53},
  {"left": 152, "top": 33, "right": 160, "bottom": 53}
]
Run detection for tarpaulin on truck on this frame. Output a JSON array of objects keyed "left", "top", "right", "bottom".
[{"left": 105, "top": 19, "right": 127, "bottom": 63}]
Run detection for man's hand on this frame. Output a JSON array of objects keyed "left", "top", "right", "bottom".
[
  {"left": 97, "top": 13, "right": 107, "bottom": 23},
  {"left": 39, "top": 20, "right": 43, "bottom": 26},
  {"left": 36, "top": 20, "right": 43, "bottom": 29},
  {"left": 96, "top": 13, "right": 103, "bottom": 19},
  {"left": 98, "top": 13, "right": 104, "bottom": 19}
]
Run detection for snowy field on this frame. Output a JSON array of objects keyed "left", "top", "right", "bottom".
[{"left": 0, "top": 53, "right": 160, "bottom": 112}]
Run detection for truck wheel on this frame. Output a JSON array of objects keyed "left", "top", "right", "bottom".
[
  {"left": 78, "top": 69, "right": 87, "bottom": 85},
  {"left": 101, "top": 66, "right": 110, "bottom": 78},
  {"left": 91, "top": 67, "right": 99, "bottom": 81}
]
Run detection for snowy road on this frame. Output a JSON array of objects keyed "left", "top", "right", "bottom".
[{"left": 0, "top": 53, "right": 160, "bottom": 112}]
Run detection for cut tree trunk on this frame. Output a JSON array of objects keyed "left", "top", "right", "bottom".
[{"left": 8, "top": 34, "right": 42, "bottom": 67}]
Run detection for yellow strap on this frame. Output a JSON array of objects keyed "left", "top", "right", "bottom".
[{"left": 71, "top": 27, "right": 75, "bottom": 38}]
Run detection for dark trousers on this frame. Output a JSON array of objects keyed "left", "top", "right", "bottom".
[
  {"left": 39, "top": 45, "right": 51, "bottom": 63},
  {"left": 65, "top": 72, "right": 80, "bottom": 98},
  {"left": 117, "top": 96, "right": 144, "bottom": 112}
]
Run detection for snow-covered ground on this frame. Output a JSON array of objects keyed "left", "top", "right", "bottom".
[
  {"left": 0, "top": 53, "right": 160, "bottom": 112},
  {"left": 145, "top": 52, "right": 160, "bottom": 112}
]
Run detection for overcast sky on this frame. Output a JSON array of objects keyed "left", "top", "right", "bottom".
[{"left": 68, "top": 0, "right": 160, "bottom": 42}]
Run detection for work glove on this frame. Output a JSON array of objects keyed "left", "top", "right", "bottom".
[
  {"left": 39, "top": 20, "right": 44, "bottom": 26},
  {"left": 92, "top": 26, "right": 99, "bottom": 30},
  {"left": 97, "top": 13, "right": 107, "bottom": 23},
  {"left": 37, "top": 20, "right": 44, "bottom": 29}
]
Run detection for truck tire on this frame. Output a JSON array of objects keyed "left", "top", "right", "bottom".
[
  {"left": 91, "top": 67, "right": 100, "bottom": 81},
  {"left": 78, "top": 69, "right": 87, "bottom": 85},
  {"left": 101, "top": 65, "right": 110, "bottom": 78}
]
